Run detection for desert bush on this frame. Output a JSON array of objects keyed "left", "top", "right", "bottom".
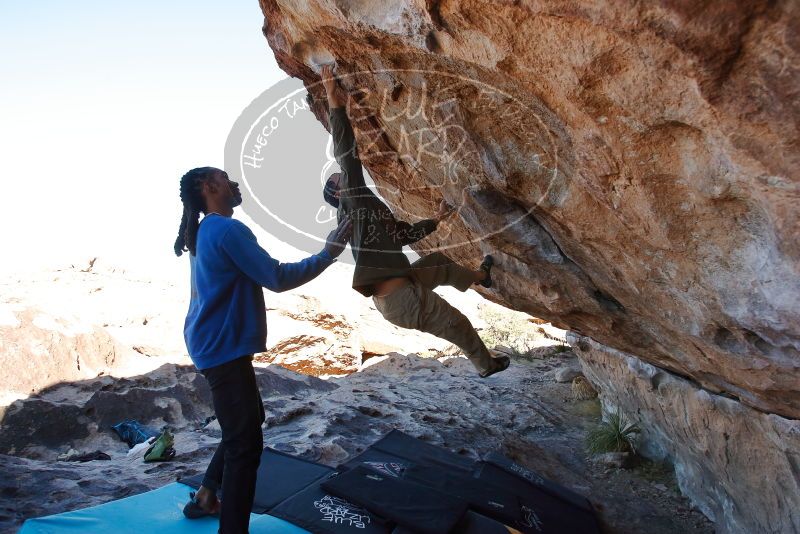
[
  {"left": 571, "top": 376, "right": 597, "bottom": 400},
  {"left": 478, "top": 305, "right": 548, "bottom": 355},
  {"left": 586, "top": 408, "right": 640, "bottom": 454}
]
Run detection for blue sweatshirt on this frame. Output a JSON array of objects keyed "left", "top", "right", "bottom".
[{"left": 184, "top": 214, "right": 335, "bottom": 370}]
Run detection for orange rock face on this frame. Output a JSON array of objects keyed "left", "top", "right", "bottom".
[{"left": 258, "top": 1, "right": 799, "bottom": 417}]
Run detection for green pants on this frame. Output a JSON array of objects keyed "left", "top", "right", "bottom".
[{"left": 372, "top": 253, "right": 494, "bottom": 374}]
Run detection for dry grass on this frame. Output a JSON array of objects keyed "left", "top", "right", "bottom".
[
  {"left": 478, "top": 305, "right": 562, "bottom": 357},
  {"left": 571, "top": 376, "right": 597, "bottom": 400}
]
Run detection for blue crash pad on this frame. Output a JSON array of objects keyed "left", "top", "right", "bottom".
[{"left": 19, "top": 482, "right": 309, "bottom": 534}]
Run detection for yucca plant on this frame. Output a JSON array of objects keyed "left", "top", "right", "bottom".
[{"left": 586, "top": 409, "right": 640, "bottom": 454}]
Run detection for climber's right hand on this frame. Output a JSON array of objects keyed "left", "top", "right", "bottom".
[{"left": 321, "top": 64, "right": 338, "bottom": 97}]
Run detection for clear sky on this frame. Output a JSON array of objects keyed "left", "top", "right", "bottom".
[{"left": 0, "top": 1, "right": 297, "bottom": 273}]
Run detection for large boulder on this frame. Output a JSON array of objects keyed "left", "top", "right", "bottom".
[
  {"left": 572, "top": 333, "right": 800, "bottom": 534},
  {"left": 256, "top": 3, "right": 798, "bottom": 530},
  {"left": 257, "top": 0, "right": 798, "bottom": 418},
  {"left": 0, "top": 305, "right": 120, "bottom": 402}
]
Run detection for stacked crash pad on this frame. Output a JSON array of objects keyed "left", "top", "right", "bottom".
[{"left": 20, "top": 430, "right": 600, "bottom": 533}]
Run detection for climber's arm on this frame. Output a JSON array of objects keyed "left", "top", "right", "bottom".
[
  {"left": 321, "top": 65, "right": 367, "bottom": 198},
  {"left": 394, "top": 219, "right": 439, "bottom": 246},
  {"left": 328, "top": 107, "right": 367, "bottom": 193},
  {"left": 393, "top": 200, "right": 453, "bottom": 245}
]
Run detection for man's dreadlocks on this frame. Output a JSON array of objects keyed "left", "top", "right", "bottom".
[{"left": 174, "top": 167, "right": 216, "bottom": 257}]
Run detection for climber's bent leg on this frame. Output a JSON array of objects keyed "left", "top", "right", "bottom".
[
  {"left": 409, "top": 252, "right": 480, "bottom": 292},
  {"left": 372, "top": 281, "right": 494, "bottom": 374}
]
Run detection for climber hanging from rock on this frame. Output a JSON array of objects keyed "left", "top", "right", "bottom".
[{"left": 319, "top": 64, "right": 509, "bottom": 378}]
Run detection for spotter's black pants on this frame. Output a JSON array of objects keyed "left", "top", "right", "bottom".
[{"left": 200, "top": 355, "right": 265, "bottom": 534}]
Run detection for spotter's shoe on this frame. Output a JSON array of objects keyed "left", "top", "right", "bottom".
[{"left": 183, "top": 492, "right": 219, "bottom": 519}]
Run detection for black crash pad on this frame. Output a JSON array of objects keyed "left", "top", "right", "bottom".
[
  {"left": 403, "top": 463, "right": 522, "bottom": 526},
  {"left": 180, "top": 447, "right": 334, "bottom": 514},
  {"left": 179, "top": 431, "right": 601, "bottom": 534},
  {"left": 475, "top": 459, "right": 600, "bottom": 534},
  {"left": 483, "top": 451, "right": 592, "bottom": 512},
  {"left": 321, "top": 466, "right": 468, "bottom": 534},
  {"left": 392, "top": 511, "right": 517, "bottom": 534},
  {"left": 369, "top": 430, "right": 475, "bottom": 472},
  {"left": 342, "top": 447, "right": 412, "bottom": 478},
  {"left": 269, "top": 473, "right": 391, "bottom": 534}
]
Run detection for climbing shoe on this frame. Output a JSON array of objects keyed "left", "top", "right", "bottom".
[
  {"left": 183, "top": 491, "right": 219, "bottom": 519},
  {"left": 480, "top": 355, "right": 510, "bottom": 378}
]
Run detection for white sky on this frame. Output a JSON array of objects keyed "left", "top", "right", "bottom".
[{"left": 0, "top": 1, "right": 309, "bottom": 275}]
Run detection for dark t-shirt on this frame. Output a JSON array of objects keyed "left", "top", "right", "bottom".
[{"left": 329, "top": 106, "right": 438, "bottom": 296}]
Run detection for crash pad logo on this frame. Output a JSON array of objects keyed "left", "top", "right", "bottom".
[
  {"left": 314, "top": 495, "right": 371, "bottom": 528},
  {"left": 362, "top": 460, "right": 406, "bottom": 478},
  {"left": 224, "top": 70, "right": 562, "bottom": 264},
  {"left": 507, "top": 461, "right": 545, "bottom": 486}
]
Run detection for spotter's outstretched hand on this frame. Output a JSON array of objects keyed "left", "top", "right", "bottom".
[{"left": 323, "top": 216, "right": 353, "bottom": 258}]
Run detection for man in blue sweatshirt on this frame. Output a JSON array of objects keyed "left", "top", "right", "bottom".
[{"left": 174, "top": 166, "right": 352, "bottom": 533}]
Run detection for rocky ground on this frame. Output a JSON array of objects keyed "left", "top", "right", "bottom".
[
  {"left": 0, "top": 259, "right": 713, "bottom": 533},
  {"left": 0, "top": 352, "right": 714, "bottom": 534}
]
